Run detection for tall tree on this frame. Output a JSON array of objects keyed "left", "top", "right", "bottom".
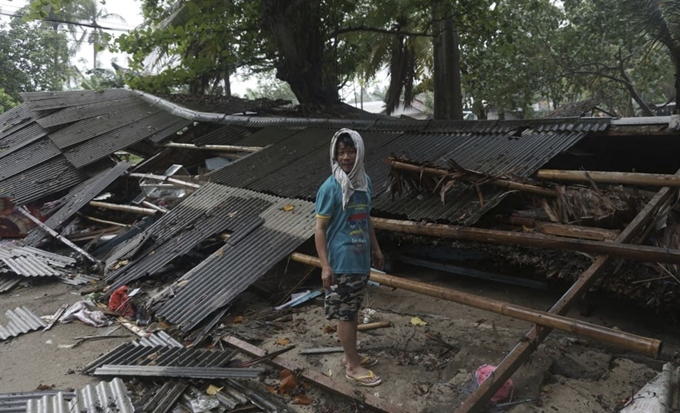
[{"left": 69, "top": 0, "right": 126, "bottom": 69}]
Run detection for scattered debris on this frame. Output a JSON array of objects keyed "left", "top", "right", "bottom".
[{"left": 0, "top": 306, "right": 47, "bottom": 341}]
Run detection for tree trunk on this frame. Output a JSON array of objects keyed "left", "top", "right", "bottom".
[
  {"left": 261, "top": 0, "right": 339, "bottom": 104},
  {"left": 673, "top": 51, "right": 680, "bottom": 115},
  {"left": 223, "top": 69, "right": 232, "bottom": 97},
  {"left": 433, "top": 18, "right": 463, "bottom": 120}
]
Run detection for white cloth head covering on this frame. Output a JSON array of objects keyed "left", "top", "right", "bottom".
[{"left": 330, "top": 128, "right": 367, "bottom": 209}]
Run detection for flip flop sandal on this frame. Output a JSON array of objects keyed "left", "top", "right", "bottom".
[
  {"left": 346, "top": 370, "right": 382, "bottom": 387},
  {"left": 360, "top": 356, "right": 378, "bottom": 367}
]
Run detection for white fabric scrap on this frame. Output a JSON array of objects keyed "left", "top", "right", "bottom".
[{"left": 60, "top": 300, "right": 111, "bottom": 327}]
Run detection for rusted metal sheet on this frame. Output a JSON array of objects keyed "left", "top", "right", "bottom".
[
  {"left": 26, "top": 378, "right": 134, "bottom": 413},
  {"left": 0, "top": 306, "right": 47, "bottom": 341},
  {"left": 24, "top": 162, "right": 132, "bottom": 246},
  {"left": 157, "top": 186, "right": 315, "bottom": 332}
]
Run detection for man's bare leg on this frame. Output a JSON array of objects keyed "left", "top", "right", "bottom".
[{"left": 338, "top": 318, "right": 375, "bottom": 380}]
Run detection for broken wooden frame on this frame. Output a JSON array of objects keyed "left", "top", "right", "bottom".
[
  {"left": 290, "top": 253, "right": 661, "bottom": 356},
  {"left": 371, "top": 217, "right": 680, "bottom": 265},
  {"left": 388, "top": 158, "right": 559, "bottom": 197},
  {"left": 223, "top": 336, "right": 407, "bottom": 413},
  {"left": 455, "top": 171, "right": 678, "bottom": 413}
]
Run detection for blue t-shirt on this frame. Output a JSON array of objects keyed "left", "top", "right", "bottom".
[{"left": 315, "top": 176, "right": 372, "bottom": 275}]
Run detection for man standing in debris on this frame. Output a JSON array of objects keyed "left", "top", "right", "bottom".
[{"left": 315, "top": 128, "right": 384, "bottom": 387}]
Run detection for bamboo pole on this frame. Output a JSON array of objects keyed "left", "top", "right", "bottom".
[
  {"left": 357, "top": 320, "right": 392, "bottom": 331},
  {"left": 371, "top": 217, "right": 680, "bottom": 265},
  {"left": 89, "top": 201, "right": 158, "bottom": 216},
  {"left": 127, "top": 172, "right": 201, "bottom": 189},
  {"left": 457, "top": 170, "right": 679, "bottom": 413},
  {"left": 17, "top": 207, "right": 99, "bottom": 264},
  {"left": 79, "top": 214, "right": 131, "bottom": 228},
  {"left": 141, "top": 201, "right": 169, "bottom": 214},
  {"left": 161, "top": 142, "right": 263, "bottom": 153},
  {"left": 290, "top": 253, "right": 661, "bottom": 356},
  {"left": 537, "top": 169, "right": 680, "bottom": 187},
  {"left": 499, "top": 216, "right": 620, "bottom": 241},
  {"left": 388, "top": 159, "right": 558, "bottom": 197}
]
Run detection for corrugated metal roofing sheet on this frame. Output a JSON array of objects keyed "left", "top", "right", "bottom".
[
  {"left": 191, "top": 125, "right": 251, "bottom": 146},
  {"left": 0, "top": 255, "right": 62, "bottom": 277},
  {"left": 0, "top": 105, "right": 33, "bottom": 133},
  {"left": 0, "top": 156, "right": 90, "bottom": 205},
  {"left": 0, "top": 275, "right": 21, "bottom": 293},
  {"left": 0, "top": 123, "right": 48, "bottom": 160},
  {"left": 83, "top": 343, "right": 238, "bottom": 374},
  {"left": 24, "top": 162, "right": 132, "bottom": 246},
  {"left": 0, "top": 306, "right": 46, "bottom": 340},
  {"left": 0, "top": 138, "right": 60, "bottom": 181},
  {"left": 157, "top": 187, "right": 315, "bottom": 332},
  {"left": 106, "top": 193, "right": 271, "bottom": 290},
  {"left": 134, "top": 331, "right": 183, "bottom": 348},
  {"left": 26, "top": 378, "right": 133, "bottom": 413},
  {"left": 94, "top": 365, "right": 264, "bottom": 379},
  {"left": 48, "top": 100, "right": 161, "bottom": 149},
  {"left": 0, "top": 390, "right": 76, "bottom": 413},
  {"left": 36, "top": 96, "right": 141, "bottom": 129},
  {"left": 142, "top": 382, "right": 188, "bottom": 413},
  {"left": 63, "top": 112, "right": 190, "bottom": 168},
  {"left": 21, "top": 90, "right": 131, "bottom": 111}
]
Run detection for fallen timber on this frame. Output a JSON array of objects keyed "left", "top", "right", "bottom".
[
  {"left": 388, "top": 158, "right": 558, "bottom": 197},
  {"left": 290, "top": 253, "right": 661, "bottom": 357},
  {"left": 538, "top": 169, "right": 680, "bottom": 188},
  {"left": 456, "top": 171, "right": 679, "bottom": 413},
  {"left": 498, "top": 216, "right": 620, "bottom": 242},
  {"left": 160, "top": 142, "right": 263, "bottom": 153},
  {"left": 223, "top": 336, "right": 407, "bottom": 413},
  {"left": 89, "top": 201, "right": 159, "bottom": 216},
  {"left": 371, "top": 217, "right": 680, "bottom": 265}
]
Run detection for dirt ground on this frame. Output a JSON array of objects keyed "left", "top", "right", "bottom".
[{"left": 0, "top": 264, "right": 678, "bottom": 413}]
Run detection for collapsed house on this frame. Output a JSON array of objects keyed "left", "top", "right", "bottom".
[{"left": 1, "top": 89, "right": 680, "bottom": 412}]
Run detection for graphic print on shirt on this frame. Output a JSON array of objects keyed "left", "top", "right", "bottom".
[{"left": 346, "top": 191, "right": 370, "bottom": 256}]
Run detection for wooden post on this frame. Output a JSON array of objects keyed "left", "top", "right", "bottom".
[
  {"left": 388, "top": 159, "right": 558, "bottom": 198},
  {"left": 223, "top": 336, "right": 407, "bottom": 413},
  {"left": 161, "top": 142, "right": 263, "bottom": 153},
  {"left": 89, "top": 201, "right": 159, "bottom": 216},
  {"left": 538, "top": 169, "right": 680, "bottom": 187},
  {"left": 290, "top": 253, "right": 661, "bottom": 356},
  {"left": 456, "top": 172, "right": 678, "bottom": 413},
  {"left": 371, "top": 217, "right": 680, "bottom": 265}
]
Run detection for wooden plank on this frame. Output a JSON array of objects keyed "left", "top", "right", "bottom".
[
  {"left": 222, "top": 336, "right": 408, "bottom": 413},
  {"left": 500, "top": 216, "right": 620, "bottom": 241},
  {"left": 538, "top": 169, "right": 680, "bottom": 187},
  {"left": 371, "top": 217, "right": 680, "bottom": 265},
  {"left": 456, "top": 174, "right": 678, "bottom": 413}
]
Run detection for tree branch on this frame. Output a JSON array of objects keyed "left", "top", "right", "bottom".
[{"left": 329, "top": 25, "right": 434, "bottom": 38}]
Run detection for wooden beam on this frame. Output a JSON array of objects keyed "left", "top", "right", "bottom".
[
  {"left": 499, "top": 216, "right": 620, "bottom": 241},
  {"left": 290, "top": 253, "right": 661, "bottom": 356},
  {"left": 161, "top": 142, "right": 263, "bottom": 153},
  {"left": 456, "top": 173, "right": 678, "bottom": 413},
  {"left": 371, "top": 217, "right": 680, "bottom": 265},
  {"left": 222, "top": 336, "right": 407, "bottom": 413},
  {"left": 357, "top": 320, "right": 392, "bottom": 331},
  {"left": 538, "top": 169, "right": 680, "bottom": 188},
  {"left": 389, "top": 159, "right": 558, "bottom": 197}
]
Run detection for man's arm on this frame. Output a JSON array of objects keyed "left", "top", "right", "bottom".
[
  {"left": 315, "top": 217, "right": 335, "bottom": 288},
  {"left": 368, "top": 218, "right": 384, "bottom": 270}
]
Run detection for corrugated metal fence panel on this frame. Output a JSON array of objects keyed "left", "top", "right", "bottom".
[
  {"left": 0, "top": 390, "right": 75, "bottom": 413},
  {"left": 21, "top": 89, "right": 131, "bottom": 111},
  {"left": 48, "top": 100, "right": 161, "bottom": 149},
  {"left": 0, "top": 156, "right": 89, "bottom": 206},
  {"left": 36, "top": 96, "right": 141, "bottom": 129},
  {"left": 158, "top": 190, "right": 315, "bottom": 332},
  {"left": 63, "top": 112, "right": 189, "bottom": 168},
  {"left": 0, "top": 138, "right": 61, "bottom": 182},
  {"left": 208, "top": 128, "right": 328, "bottom": 188},
  {"left": 24, "top": 162, "right": 132, "bottom": 246},
  {"left": 0, "top": 306, "right": 46, "bottom": 341}
]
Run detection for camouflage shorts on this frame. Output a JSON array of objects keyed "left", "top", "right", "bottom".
[{"left": 324, "top": 273, "right": 369, "bottom": 322}]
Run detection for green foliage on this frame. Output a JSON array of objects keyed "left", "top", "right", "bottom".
[
  {"left": 73, "top": 66, "right": 126, "bottom": 90},
  {"left": 0, "top": 89, "right": 18, "bottom": 114},
  {"left": 0, "top": 16, "right": 70, "bottom": 102},
  {"left": 244, "top": 76, "right": 298, "bottom": 104}
]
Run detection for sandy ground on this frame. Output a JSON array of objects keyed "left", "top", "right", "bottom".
[{"left": 0, "top": 264, "right": 677, "bottom": 412}]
